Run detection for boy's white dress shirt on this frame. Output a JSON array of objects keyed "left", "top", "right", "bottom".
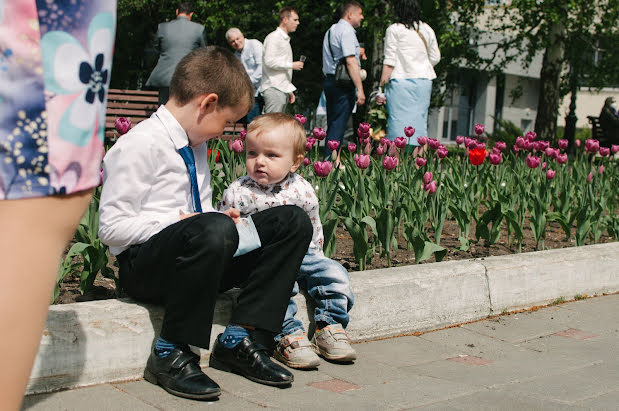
[
  {"left": 98, "top": 105, "right": 215, "bottom": 255},
  {"left": 260, "top": 27, "right": 296, "bottom": 94}
]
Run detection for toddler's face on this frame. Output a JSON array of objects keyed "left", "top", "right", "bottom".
[{"left": 245, "top": 127, "right": 301, "bottom": 185}]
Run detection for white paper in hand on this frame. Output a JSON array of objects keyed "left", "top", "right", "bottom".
[{"left": 233, "top": 216, "right": 262, "bottom": 257}]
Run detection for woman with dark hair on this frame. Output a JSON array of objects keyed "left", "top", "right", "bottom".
[
  {"left": 599, "top": 96, "right": 619, "bottom": 147},
  {"left": 376, "top": 0, "right": 440, "bottom": 152}
]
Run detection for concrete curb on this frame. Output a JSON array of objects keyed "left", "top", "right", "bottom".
[{"left": 27, "top": 242, "right": 619, "bottom": 394}]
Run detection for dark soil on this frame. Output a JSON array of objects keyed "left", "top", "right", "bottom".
[{"left": 55, "top": 218, "right": 615, "bottom": 304}]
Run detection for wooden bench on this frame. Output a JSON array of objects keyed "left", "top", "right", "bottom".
[
  {"left": 104, "top": 88, "right": 245, "bottom": 144},
  {"left": 587, "top": 116, "right": 605, "bottom": 141}
]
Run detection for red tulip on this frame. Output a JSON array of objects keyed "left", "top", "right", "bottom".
[
  {"left": 404, "top": 126, "right": 415, "bottom": 137},
  {"left": 114, "top": 117, "right": 131, "bottom": 135},
  {"left": 416, "top": 157, "right": 427, "bottom": 167},
  {"left": 354, "top": 154, "right": 370, "bottom": 169},
  {"left": 382, "top": 155, "right": 398, "bottom": 170},
  {"left": 468, "top": 147, "right": 487, "bottom": 165},
  {"left": 348, "top": 143, "right": 357, "bottom": 152},
  {"left": 313, "top": 161, "right": 332, "bottom": 177},
  {"left": 474, "top": 123, "right": 485, "bottom": 136}
]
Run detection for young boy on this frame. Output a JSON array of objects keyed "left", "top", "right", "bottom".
[
  {"left": 98, "top": 47, "right": 313, "bottom": 401},
  {"left": 218, "top": 113, "right": 356, "bottom": 369}
]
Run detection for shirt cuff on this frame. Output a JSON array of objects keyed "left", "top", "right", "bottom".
[{"left": 383, "top": 57, "right": 396, "bottom": 66}]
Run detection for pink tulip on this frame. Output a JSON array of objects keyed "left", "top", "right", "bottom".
[
  {"left": 556, "top": 153, "right": 568, "bottom": 164},
  {"left": 416, "top": 157, "right": 427, "bottom": 167},
  {"left": 358, "top": 122, "right": 371, "bottom": 133},
  {"left": 404, "top": 126, "right": 415, "bottom": 137},
  {"left": 417, "top": 136, "right": 428, "bottom": 146},
  {"left": 599, "top": 147, "right": 610, "bottom": 157},
  {"left": 515, "top": 136, "right": 525, "bottom": 148},
  {"left": 534, "top": 141, "right": 544, "bottom": 152},
  {"left": 456, "top": 136, "right": 465, "bottom": 145},
  {"left": 376, "top": 145, "right": 385, "bottom": 155},
  {"left": 585, "top": 139, "right": 599, "bottom": 153},
  {"left": 586, "top": 171, "right": 593, "bottom": 183},
  {"left": 489, "top": 152, "right": 502, "bottom": 165},
  {"left": 575, "top": 139, "right": 581, "bottom": 147},
  {"left": 474, "top": 123, "right": 484, "bottom": 136},
  {"left": 464, "top": 137, "right": 476, "bottom": 148},
  {"left": 354, "top": 154, "right": 370, "bottom": 169},
  {"left": 229, "top": 138, "right": 244, "bottom": 153},
  {"left": 348, "top": 143, "right": 357, "bottom": 152},
  {"left": 313, "top": 161, "right": 332, "bottom": 177},
  {"left": 364, "top": 142, "right": 372, "bottom": 155},
  {"left": 428, "top": 138, "right": 440, "bottom": 150},
  {"left": 525, "top": 155, "right": 541, "bottom": 169},
  {"left": 305, "top": 137, "right": 316, "bottom": 151},
  {"left": 546, "top": 169, "right": 556, "bottom": 180},
  {"left": 380, "top": 138, "right": 391, "bottom": 146},
  {"left": 423, "top": 180, "right": 438, "bottom": 194},
  {"left": 382, "top": 155, "right": 398, "bottom": 170},
  {"left": 239, "top": 129, "right": 247, "bottom": 141},
  {"left": 114, "top": 117, "right": 131, "bottom": 135},
  {"left": 598, "top": 165, "right": 604, "bottom": 175},
  {"left": 361, "top": 137, "right": 370, "bottom": 146},
  {"left": 303, "top": 157, "right": 310, "bottom": 166},
  {"left": 313, "top": 127, "right": 326, "bottom": 140},
  {"left": 558, "top": 139, "right": 568, "bottom": 149},
  {"left": 513, "top": 144, "right": 520, "bottom": 153},
  {"left": 437, "top": 146, "right": 449, "bottom": 159},
  {"left": 545, "top": 147, "right": 555, "bottom": 158},
  {"left": 611, "top": 144, "right": 619, "bottom": 154},
  {"left": 394, "top": 137, "right": 407, "bottom": 148},
  {"left": 542, "top": 162, "right": 547, "bottom": 171},
  {"left": 525, "top": 131, "right": 537, "bottom": 141},
  {"left": 294, "top": 114, "right": 306, "bottom": 125},
  {"left": 327, "top": 140, "right": 340, "bottom": 151},
  {"left": 494, "top": 141, "right": 507, "bottom": 151},
  {"left": 423, "top": 171, "right": 433, "bottom": 185},
  {"left": 524, "top": 140, "right": 534, "bottom": 151}
]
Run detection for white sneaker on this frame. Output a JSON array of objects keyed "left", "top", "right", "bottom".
[
  {"left": 273, "top": 330, "right": 321, "bottom": 369},
  {"left": 311, "top": 324, "right": 357, "bottom": 362}
]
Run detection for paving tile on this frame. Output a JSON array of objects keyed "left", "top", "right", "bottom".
[
  {"left": 353, "top": 334, "right": 460, "bottom": 367},
  {"left": 518, "top": 333, "right": 618, "bottom": 365},
  {"left": 22, "top": 384, "right": 156, "bottom": 411},
  {"left": 575, "top": 388, "right": 619, "bottom": 410},
  {"left": 554, "top": 328, "right": 597, "bottom": 340},
  {"left": 308, "top": 378, "right": 361, "bottom": 393},
  {"left": 446, "top": 355, "right": 493, "bottom": 366}
]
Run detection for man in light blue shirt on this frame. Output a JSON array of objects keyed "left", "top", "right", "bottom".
[
  {"left": 321, "top": 1, "right": 365, "bottom": 165},
  {"left": 226, "top": 28, "right": 264, "bottom": 123}
]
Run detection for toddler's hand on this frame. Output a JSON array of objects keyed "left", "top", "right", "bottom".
[
  {"left": 223, "top": 207, "right": 240, "bottom": 224},
  {"left": 179, "top": 210, "right": 199, "bottom": 220}
]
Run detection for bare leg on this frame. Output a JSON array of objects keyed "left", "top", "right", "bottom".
[{"left": 0, "top": 189, "right": 93, "bottom": 410}]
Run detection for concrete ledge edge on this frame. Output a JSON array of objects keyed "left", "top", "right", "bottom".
[{"left": 27, "top": 242, "right": 619, "bottom": 394}]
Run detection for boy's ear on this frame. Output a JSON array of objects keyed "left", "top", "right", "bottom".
[
  {"left": 198, "top": 93, "right": 219, "bottom": 114},
  {"left": 290, "top": 154, "right": 304, "bottom": 173}
]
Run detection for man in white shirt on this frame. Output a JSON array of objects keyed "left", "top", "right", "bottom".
[
  {"left": 321, "top": 1, "right": 365, "bottom": 166},
  {"left": 226, "top": 27, "right": 264, "bottom": 124},
  {"left": 260, "top": 6, "right": 304, "bottom": 113},
  {"left": 99, "top": 47, "right": 312, "bottom": 401}
]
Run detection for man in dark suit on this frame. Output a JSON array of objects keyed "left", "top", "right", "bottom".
[{"left": 146, "top": 2, "right": 207, "bottom": 105}]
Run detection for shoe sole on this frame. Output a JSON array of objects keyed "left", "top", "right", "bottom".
[
  {"left": 144, "top": 368, "right": 221, "bottom": 400},
  {"left": 273, "top": 350, "right": 320, "bottom": 370},
  {"left": 209, "top": 356, "right": 294, "bottom": 387},
  {"left": 312, "top": 344, "right": 357, "bottom": 362}
]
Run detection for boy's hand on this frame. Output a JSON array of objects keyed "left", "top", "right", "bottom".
[
  {"left": 223, "top": 208, "right": 240, "bottom": 224},
  {"left": 179, "top": 210, "right": 200, "bottom": 220}
]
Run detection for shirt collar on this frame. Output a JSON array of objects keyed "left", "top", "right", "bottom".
[
  {"left": 276, "top": 27, "right": 290, "bottom": 41},
  {"left": 154, "top": 105, "right": 191, "bottom": 150},
  {"left": 338, "top": 18, "right": 355, "bottom": 31}
]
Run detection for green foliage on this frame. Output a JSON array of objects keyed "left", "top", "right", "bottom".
[{"left": 487, "top": 117, "right": 523, "bottom": 148}]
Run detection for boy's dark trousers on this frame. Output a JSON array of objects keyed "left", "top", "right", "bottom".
[{"left": 117, "top": 205, "right": 312, "bottom": 349}]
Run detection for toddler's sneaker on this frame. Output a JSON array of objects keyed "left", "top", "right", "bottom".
[
  {"left": 311, "top": 324, "right": 356, "bottom": 362},
  {"left": 273, "top": 329, "right": 321, "bottom": 369}
]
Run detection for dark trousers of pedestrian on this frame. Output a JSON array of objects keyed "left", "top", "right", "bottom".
[
  {"left": 240, "top": 94, "right": 265, "bottom": 126},
  {"left": 158, "top": 87, "right": 170, "bottom": 106},
  {"left": 323, "top": 76, "right": 355, "bottom": 160},
  {"left": 117, "top": 205, "right": 313, "bottom": 349}
]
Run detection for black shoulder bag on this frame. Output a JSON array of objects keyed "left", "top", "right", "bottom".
[{"left": 328, "top": 29, "right": 354, "bottom": 89}]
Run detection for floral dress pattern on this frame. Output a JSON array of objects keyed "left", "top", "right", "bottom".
[
  {"left": 218, "top": 173, "right": 325, "bottom": 254},
  {"left": 0, "top": 0, "right": 116, "bottom": 199}
]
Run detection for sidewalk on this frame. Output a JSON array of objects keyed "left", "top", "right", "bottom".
[{"left": 23, "top": 293, "right": 618, "bottom": 410}]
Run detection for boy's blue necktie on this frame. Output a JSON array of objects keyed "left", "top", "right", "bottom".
[{"left": 178, "top": 146, "right": 203, "bottom": 213}]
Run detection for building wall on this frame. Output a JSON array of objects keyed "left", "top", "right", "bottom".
[
  {"left": 501, "top": 74, "right": 538, "bottom": 133},
  {"left": 558, "top": 88, "right": 619, "bottom": 128}
]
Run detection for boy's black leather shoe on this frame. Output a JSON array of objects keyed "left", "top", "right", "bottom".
[
  {"left": 209, "top": 334, "right": 294, "bottom": 386},
  {"left": 144, "top": 346, "right": 221, "bottom": 400}
]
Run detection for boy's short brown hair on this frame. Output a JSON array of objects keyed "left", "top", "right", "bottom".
[
  {"left": 247, "top": 113, "right": 306, "bottom": 158},
  {"left": 169, "top": 46, "right": 254, "bottom": 112}
]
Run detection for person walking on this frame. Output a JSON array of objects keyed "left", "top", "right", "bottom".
[
  {"left": 146, "top": 2, "right": 207, "bottom": 105},
  {"left": 260, "top": 7, "right": 304, "bottom": 114},
  {"left": 376, "top": 0, "right": 440, "bottom": 153}
]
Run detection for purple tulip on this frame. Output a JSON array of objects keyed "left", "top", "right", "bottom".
[
  {"left": 416, "top": 157, "right": 427, "bottom": 167},
  {"left": 598, "top": 165, "right": 604, "bottom": 175},
  {"left": 586, "top": 171, "right": 593, "bottom": 183},
  {"left": 423, "top": 180, "right": 438, "bottom": 194},
  {"left": 347, "top": 143, "right": 357, "bottom": 152},
  {"left": 599, "top": 147, "right": 610, "bottom": 157},
  {"left": 546, "top": 169, "right": 556, "bottom": 180},
  {"left": 313, "top": 161, "right": 332, "bottom": 177},
  {"left": 474, "top": 123, "right": 485, "bottom": 136},
  {"left": 558, "top": 139, "right": 568, "bottom": 149},
  {"left": 437, "top": 146, "right": 449, "bottom": 159},
  {"left": 229, "top": 138, "right": 244, "bottom": 153},
  {"left": 417, "top": 136, "right": 428, "bottom": 146},
  {"left": 456, "top": 136, "right": 465, "bottom": 145},
  {"left": 515, "top": 136, "right": 525, "bottom": 148},
  {"left": 382, "top": 155, "right": 398, "bottom": 170},
  {"left": 354, "top": 154, "right": 370, "bottom": 169},
  {"left": 494, "top": 141, "right": 507, "bottom": 151},
  {"left": 394, "top": 137, "right": 407, "bottom": 148},
  {"left": 404, "top": 126, "right": 415, "bottom": 137},
  {"left": 114, "top": 117, "right": 131, "bottom": 135},
  {"left": 489, "top": 152, "right": 502, "bottom": 165},
  {"left": 303, "top": 157, "right": 310, "bottom": 166},
  {"left": 612, "top": 144, "right": 619, "bottom": 154},
  {"left": 327, "top": 140, "right": 340, "bottom": 151},
  {"left": 294, "top": 114, "right": 306, "bottom": 125},
  {"left": 313, "top": 127, "right": 326, "bottom": 140},
  {"left": 556, "top": 153, "right": 568, "bottom": 164},
  {"left": 423, "top": 171, "right": 433, "bottom": 184},
  {"left": 525, "top": 155, "right": 541, "bottom": 169},
  {"left": 525, "top": 131, "right": 537, "bottom": 141}
]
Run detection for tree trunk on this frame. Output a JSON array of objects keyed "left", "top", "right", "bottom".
[{"left": 534, "top": 19, "right": 566, "bottom": 142}]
